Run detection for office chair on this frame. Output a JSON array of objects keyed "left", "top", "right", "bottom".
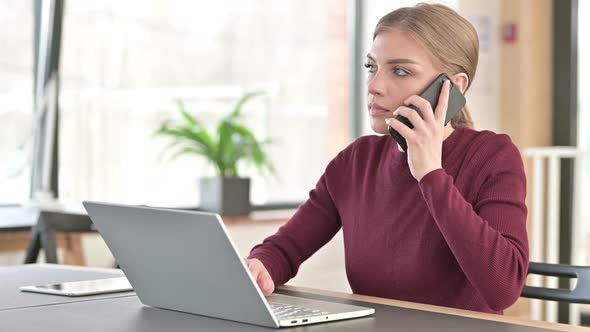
[{"left": 521, "top": 262, "right": 590, "bottom": 304}]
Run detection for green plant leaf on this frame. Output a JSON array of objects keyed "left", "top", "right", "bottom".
[
  {"left": 156, "top": 125, "right": 218, "bottom": 164},
  {"left": 155, "top": 92, "right": 275, "bottom": 178},
  {"left": 156, "top": 139, "right": 183, "bottom": 163},
  {"left": 166, "top": 146, "right": 206, "bottom": 161},
  {"left": 176, "top": 100, "right": 198, "bottom": 125},
  {"left": 227, "top": 91, "right": 265, "bottom": 120},
  {"left": 223, "top": 124, "right": 275, "bottom": 176},
  {"left": 216, "top": 121, "right": 235, "bottom": 175}
]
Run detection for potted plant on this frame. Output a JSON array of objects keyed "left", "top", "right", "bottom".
[{"left": 155, "top": 92, "right": 274, "bottom": 216}]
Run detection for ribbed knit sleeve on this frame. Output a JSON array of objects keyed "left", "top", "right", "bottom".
[
  {"left": 247, "top": 147, "right": 351, "bottom": 286},
  {"left": 417, "top": 141, "right": 529, "bottom": 311}
]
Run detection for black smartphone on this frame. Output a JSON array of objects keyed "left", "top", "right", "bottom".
[{"left": 387, "top": 73, "right": 466, "bottom": 151}]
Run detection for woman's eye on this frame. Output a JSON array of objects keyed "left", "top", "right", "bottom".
[
  {"left": 364, "top": 63, "right": 376, "bottom": 74},
  {"left": 393, "top": 68, "right": 410, "bottom": 77}
]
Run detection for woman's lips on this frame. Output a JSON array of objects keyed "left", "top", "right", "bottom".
[{"left": 368, "top": 103, "right": 391, "bottom": 116}]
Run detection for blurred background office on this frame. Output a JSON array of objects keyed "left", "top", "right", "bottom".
[{"left": 0, "top": 0, "right": 589, "bottom": 327}]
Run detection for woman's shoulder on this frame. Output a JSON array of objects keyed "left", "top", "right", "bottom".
[
  {"left": 457, "top": 128, "right": 524, "bottom": 169},
  {"left": 351, "top": 134, "right": 391, "bottom": 148},
  {"left": 460, "top": 127, "right": 512, "bottom": 145},
  {"left": 334, "top": 134, "right": 390, "bottom": 155},
  {"left": 346, "top": 134, "right": 392, "bottom": 158},
  {"left": 464, "top": 128, "right": 518, "bottom": 150},
  {"left": 327, "top": 134, "right": 391, "bottom": 168}
]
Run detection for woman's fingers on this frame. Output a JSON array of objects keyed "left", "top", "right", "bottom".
[
  {"left": 403, "top": 95, "right": 435, "bottom": 125},
  {"left": 386, "top": 117, "right": 416, "bottom": 143},
  {"left": 435, "top": 79, "right": 451, "bottom": 125},
  {"left": 393, "top": 106, "right": 426, "bottom": 132},
  {"left": 258, "top": 267, "right": 274, "bottom": 296},
  {"left": 245, "top": 258, "right": 275, "bottom": 296}
]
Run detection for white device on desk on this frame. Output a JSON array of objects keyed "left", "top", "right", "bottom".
[
  {"left": 82, "top": 201, "right": 375, "bottom": 328},
  {"left": 20, "top": 277, "right": 133, "bottom": 296}
]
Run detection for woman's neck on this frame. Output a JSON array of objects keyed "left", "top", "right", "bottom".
[{"left": 444, "top": 125, "right": 455, "bottom": 140}]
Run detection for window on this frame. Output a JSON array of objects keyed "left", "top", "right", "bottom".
[
  {"left": 0, "top": 0, "right": 33, "bottom": 204},
  {"left": 58, "top": 1, "right": 349, "bottom": 207}
]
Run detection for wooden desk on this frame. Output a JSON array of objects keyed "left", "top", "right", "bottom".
[
  {"left": 0, "top": 206, "right": 88, "bottom": 265},
  {"left": 0, "top": 206, "right": 293, "bottom": 266},
  {"left": 223, "top": 209, "right": 295, "bottom": 225},
  {"left": 0, "top": 231, "right": 86, "bottom": 265}
]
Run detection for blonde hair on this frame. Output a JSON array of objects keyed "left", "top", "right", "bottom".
[{"left": 373, "top": 3, "right": 478, "bottom": 129}]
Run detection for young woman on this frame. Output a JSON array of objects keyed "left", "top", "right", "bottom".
[{"left": 246, "top": 3, "right": 528, "bottom": 314}]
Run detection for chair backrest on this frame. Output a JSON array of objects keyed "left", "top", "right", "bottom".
[{"left": 521, "top": 262, "right": 590, "bottom": 304}]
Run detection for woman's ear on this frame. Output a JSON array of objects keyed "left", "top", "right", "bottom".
[{"left": 451, "top": 73, "right": 469, "bottom": 94}]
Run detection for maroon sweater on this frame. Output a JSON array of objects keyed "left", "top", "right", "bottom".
[{"left": 249, "top": 128, "right": 529, "bottom": 314}]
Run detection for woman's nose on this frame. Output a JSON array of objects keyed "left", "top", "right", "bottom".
[{"left": 367, "top": 72, "right": 385, "bottom": 96}]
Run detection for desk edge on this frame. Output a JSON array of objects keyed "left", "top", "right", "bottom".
[{"left": 278, "top": 285, "right": 588, "bottom": 331}]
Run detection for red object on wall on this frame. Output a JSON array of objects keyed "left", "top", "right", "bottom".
[{"left": 502, "top": 23, "right": 518, "bottom": 43}]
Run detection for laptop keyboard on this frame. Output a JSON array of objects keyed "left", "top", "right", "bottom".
[{"left": 270, "top": 302, "right": 330, "bottom": 320}]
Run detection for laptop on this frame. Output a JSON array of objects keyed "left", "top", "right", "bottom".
[{"left": 83, "top": 201, "right": 374, "bottom": 328}]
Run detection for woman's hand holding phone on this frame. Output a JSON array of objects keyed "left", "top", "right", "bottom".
[{"left": 385, "top": 79, "right": 451, "bottom": 181}]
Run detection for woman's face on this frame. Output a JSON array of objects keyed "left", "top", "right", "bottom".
[{"left": 366, "top": 28, "right": 442, "bottom": 135}]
